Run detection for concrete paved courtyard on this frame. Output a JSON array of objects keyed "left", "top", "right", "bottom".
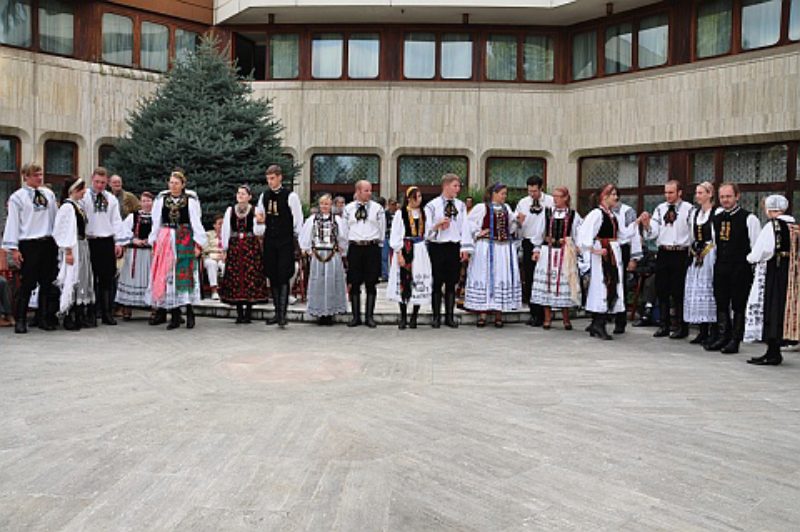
[{"left": 1, "top": 319, "right": 799, "bottom": 531}]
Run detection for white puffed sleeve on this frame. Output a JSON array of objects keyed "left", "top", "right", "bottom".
[
  {"left": 467, "top": 203, "right": 486, "bottom": 239},
  {"left": 221, "top": 207, "right": 232, "bottom": 250},
  {"left": 747, "top": 223, "right": 774, "bottom": 264},
  {"left": 119, "top": 213, "right": 134, "bottom": 246},
  {"left": 299, "top": 216, "right": 314, "bottom": 253},
  {"left": 577, "top": 208, "right": 602, "bottom": 252},
  {"left": 337, "top": 216, "right": 349, "bottom": 254},
  {"left": 148, "top": 195, "right": 164, "bottom": 246},
  {"left": 188, "top": 196, "right": 207, "bottom": 247},
  {"left": 389, "top": 210, "right": 405, "bottom": 252},
  {"left": 53, "top": 204, "right": 77, "bottom": 250}
]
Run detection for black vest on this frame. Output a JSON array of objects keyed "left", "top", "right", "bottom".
[
  {"left": 544, "top": 208, "right": 575, "bottom": 248},
  {"left": 69, "top": 200, "right": 86, "bottom": 240},
  {"left": 596, "top": 208, "right": 618, "bottom": 239},
  {"left": 262, "top": 188, "right": 293, "bottom": 245},
  {"left": 132, "top": 211, "right": 152, "bottom": 240},
  {"left": 401, "top": 208, "right": 425, "bottom": 238},
  {"left": 771, "top": 218, "right": 792, "bottom": 258},
  {"left": 161, "top": 194, "right": 191, "bottom": 226},
  {"left": 229, "top": 206, "right": 256, "bottom": 235},
  {"left": 713, "top": 207, "right": 752, "bottom": 264}
]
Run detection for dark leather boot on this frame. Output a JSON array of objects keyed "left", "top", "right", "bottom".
[
  {"left": 398, "top": 303, "right": 408, "bottom": 330},
  {"left": 100, "top": 289, "right": 117, "bottom": 326},
  {"left": 702, "top": 323, "right": 719, "bottom": 349},
  {"left": 749, "top": 341, "right": 783, "bottom": 365},
  {"left": 365, "top": 291, "right": 377, "bottom": 328},
  {"left": 85, "top": 303, "right": 97, "bottom": 328},
  {"left": 613, "top": 311, "right": 626, "bottom": 334},
  {"left": 431, "top": 291, "right": 442, "bottom": 329},
  {"left": 653, "top": 303, "right": 671, "bottom": 337},
  {"left": 409, "top": 305, "right": 419, "bottom": 329},
  {"left": 670, "top": 322, "right": 689, "bottom": 339},
  {"left": 633, "top": 305, "right": 654, "bottom": 327},
  {"left": 530, "top": 304, "right": 544, "bottom": 327},
  {"left": 244, "top": 304, "right": 252, "bottom": 324},
  {"left": 149, "top": 308, "right": 166, "bottom": 326},
  {"left": 588, "top": 313, "right": 613, "bottom": 340},
  {"left": 348, "top": 290, "right": 362, "bottom": 327},
  {"left": 690, "top": 323, "right": 709, "bottom": 344},
  {"left": 38, "top": 288, "right": 56, "bottom": 331},
  {"left": 167, "top": 308, "right": 181, "bottom": 330},
  {"left": 63, "top": 307, "right": 80, "bottom": 331},
  {"left": 76, "top": 305, "right": 89, "bottom": 329},
  {"left": 266, "top": 286, "right": 280, "bottom": 325},
  {"left": 278, "top": 284, "right": 289, "bottom": 328},
  {"left": 721, "top": 312, "right": 744, "bottom": 354},
  {"left": 185, "top": 305, "right": 195, "bottom": 329},
  {"left": 444, "top": 291, "right": 458, "bottom": 329},
  {"left": 705, "top": 311, "right": 730, "bottom": 351},
  {"left": 235, "top": 304, "right": 244, "bottom": 324}
]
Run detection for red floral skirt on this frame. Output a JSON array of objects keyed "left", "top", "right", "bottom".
[{"left": 219, "top": 235, "right": 269, "bottom": 304}]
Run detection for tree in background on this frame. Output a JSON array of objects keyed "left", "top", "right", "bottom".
[{"left": 106, "top": 34, "right": 297, "bottom": 223}]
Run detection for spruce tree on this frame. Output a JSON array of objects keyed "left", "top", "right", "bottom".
[{"left": 106, "top": 35, "right": 296, "bottom": 223}]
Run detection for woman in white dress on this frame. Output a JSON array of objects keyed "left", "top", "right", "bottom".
[
  {"left": 465, "top": 183, "right": 522, "bottom": 327},
  {"left": 683, "top": 181, "right": 719, "bottom": 347},
  {"left": 52, "top": 178, "right": 95, "bottom": 330},
  {"left": 531, "top": 186, "right": 582, "bottom": 330},
  {"left": 149, "top": 171, "right": 207, "bottom": 330},
  {"left": 116, "top": 191, "right": 154, "bottom": 320},
  {"left": 386, "top": 186, "right": 433, "bottom": 329},
  {"left": 577, "top": 184, "right": 641, "bottom": 340},
  {"left": 299, "top": 194, "right": 349, "bottom": 325}
]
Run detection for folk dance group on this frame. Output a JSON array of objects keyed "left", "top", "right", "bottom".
[{"left": 4, "top": 164, "right": 799, "bottom": 367}]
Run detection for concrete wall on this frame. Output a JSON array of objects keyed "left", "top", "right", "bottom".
[{"left": 1, "top": 43, "right": 799, "bottom": 201}]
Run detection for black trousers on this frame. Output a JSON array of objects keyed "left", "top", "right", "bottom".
[
  {"left": 428, "top": 242, "right": 461, "bottom": 296},
  {"left": 714, "top": 261, "right": 753, "bottom": 315},
  {"left": 655, "top": 248, "right": 689, "bottom": 320},
  {"left": 615, "top": 243, "right": 632, "bottom": 325},
  {"left": 263, "top": 239, "right": 295, "bottom": 286},
  {"left": 521, "top": 240, "right": 537, "bottom": 306},
  {"left": 347, "top": 244, "right": 381, "bottom": 294},
  {"left": 89, "top": 237, "right": 117, "bottom": 292},
  {"left": 16, "top": 238, "right": 59, "bottom": 318}
]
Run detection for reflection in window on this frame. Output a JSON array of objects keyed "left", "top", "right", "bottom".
[
  {"left": 312, "top": 33, "right": 343, "bottom": 79},
  {"left": 486, "top": 158, "right": 546, "bottom": 191},
  {"left": 175, "top": 29, "right": 199, "bottom": 63},
  {"left": 486, "top": 34, "right": 517, "bottom": 81},
  {"left": 581, "top": 155, "right": 639, "bottom": 189},
  {"left": 45, "top": 140, "right": 76, "bottom": 176},
  {"left": 398, "top": 156, "right": 468, "bottom": 187},
  {"left": 39, "top": 0, "right": 73, "bottom": 55},
  {"left": 645, "top": 155, "right": 669, "bottom": 186},
  {"left": 98, "top": 144, "right": 116, "bottom": 169},
  {"left": 440, "top": 34, "right": 472, "bottom": 79},
  {"left": 348, "top": 33, "right": 380, "bottom": 79},
  {"left": 696, "top": 0, "right": 732, "bottom": 58},
  {"left": 0, "top": 136, "right": 19, "bottom": 172},
  {"left": 234, "top": 32, "right": 266, "bottom": 80},
  {"left": 638, "top": 14, "right": 669, "bottom": 68},
  {"left": 270, "top": 34, "right": 299, "bottom": 79},
  {"left": 312, "top": 155, "right": 379, "bottom": 185},
  {"left": 791, "top": 0, "right": 800, "bottom": 40},
  {"left": 605, "top": 23, "right": 632, "bottom": 74},
  {"left": 691, "top": 151, "right": 716, "bottom": 184},
  {"left": 102, "top": 13, "right": 133, "bottom": 66},
  {"left": 404, "top": 33, "right": 435, "bottom": 79},
  {"left": 141, "top": 21, "right": 168, "bottom": 72},
  {"left": 0, "top": 0, "right": 32, "bottom": 47},
  {"left": 741, "top": 0, "right": 782, "bottom": 50},
  {"left": 723, "top": 144, "right": 787, "bottom": 184},
  {"left": 524, "top": 35, "right": 554, "bottom": 81},
  {"left": 573, "top": 31, "right": 597, "bottom": 80}
]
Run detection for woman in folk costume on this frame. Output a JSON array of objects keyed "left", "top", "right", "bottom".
[
  {"left": 785, "top": 223, "right": 800, "bottom": 344},
  {"left": 298, "top": 194, "right": 349, "bottom": 325},
  {"left": 743, "top": 195, "right": 796, "bottom": 366},
  {"left": 577, "top": 184, "right": 642, "bottom": 340},
  {"left": 52, "top": 178, "right": 95, "bottom": 330},
  {"left": 149, "top": 170, "right": 207, "bottom": 330},
  {"left": 683, "top": 181, "right": 719, "bottom": 347},
  {"left": 465, "top": 183, "right": 522, "bottom": 328},
  {"left": 530, "top": 186, "right": 582, "bottom": 330},
  {"left": 116, "top": 191, "right": 154, "bottom": 321},
  {"left": 386, "top": 186, "right": 433, "bottom": 329},
  {"left": 218, "top": 185, "right": 269, "bottom": 324}
]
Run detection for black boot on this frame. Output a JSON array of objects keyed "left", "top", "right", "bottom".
[
  {"left": 444, "top": 290, "right": 458, "bottom": 329},
  {"left": 37, "top": 288, "right": 56, "bottom": 331},
  {"left": 530, "top": 304, "right": 544, "bottom": 327},
  {"left": 399, "top": 303, "right": 408, "bottom": 330},
  {"left": 633, "top": 305, "right": 654, "bottom": 327},
  {"left": 690, "top": 323, "right": 709, "bottom": 344},
  {"left": 653, "top": 303, "right": 671, "bottom": 337},
  {"left": 721, "top": 312, "right": 744, "bottom": 354},
  {"left": 749, "top": 341, "right": 783, "bottom": 365},
  {"left": 613, "top": 311, "right": 626, "bottom": 335},
  {"left": 185, "top": 305, "right": 195, "bottom": 329},
  {"left": 588, "top": 313, "right": 612, "bottom": 340},
  {"left": 100, "top": 289, "right": 117, "bottom": 326},
  {"left": 348, "top": 290, "right": 362, "bottom": 327},
  {"left": 14, "top": 288, "right": 31, "bottom": 334},
  {"left": 278, "top": 284, "right": 289, "bottom": 328},
  {"left": 167, "top": 308, "right": 181, "bottom": 330},
  {"left": 409, "top": 305, "right": 419, "bottom": 329},
  {"left": 63, "top": 307, "right": 81, "bottom": 331},
  {"left": 149, "top": 308, "right": 166, "bottom": 326},
  {"left": 85, "top": 302, "right": 97, "bottom": 328},
  {"left": 705, "top": 310, "right": 730, "bottom": 351},
  {"left": 702, "top": 323, "right": 719, "bottom": 349},
  {"left": 243, "top": 304, "right": 252, "bottom": 324},
  {"left": 670, "top": 322, "right": 689, "bottom": 339},
  {"left": 365, "top": 291, "right": 377, "bottom": 328},
  {"left": 266, "top": 286, "right": 280, "bottom": 325},
  {"left": 431, "top": 291, "right": 442, "bottom": 329},
  {"left": 235, "top": 304, "right": 244, "bottom": 324},
  {"left": 76, "top": 305, "right": 89, "bottom": 329}
]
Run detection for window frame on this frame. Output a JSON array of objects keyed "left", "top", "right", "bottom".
[
  {"left": 484, "top": 156, "right": 548, "bottom": 193},
  {"left": 479, "top": 29, "right": 559, "bottom": 83},
  {"left": 309, "top": 153, "right": 382, "bottom": 198},
  {"left": 43, "top": 139, "right": 78, "bottom": 187},
  {"left": 0, "top": 134, "right": 21, "bottom": 182},
  {"left": 401, "top": 30, "right": 477, "bottom": 82},
  {"left": 396, "top": 154, "right": 470, "bottom": 199}
]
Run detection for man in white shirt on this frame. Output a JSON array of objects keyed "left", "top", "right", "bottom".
[
  {"left": 514, "top": 175, "right": 553, "bottom": 327},
  {"left": 82, "top": 167, "right": 125, "bottom": 326},
  {"left": 2, "top": 162, "right": 59, "bottom": 333},
  {"left": 611, "top": 200, "right": 643, "bottom": 335},
  {"left": 255, "top": 164, "right": 304, "bottom": 328},
  {"left": 343, "top": 180, "right": 385, "bottom": 327},
  {"left": 641, "top": 180, "right": 694, "bottom": 339},
  {"left": 424, "top": 173, "right": 473, "bottom": 328}
]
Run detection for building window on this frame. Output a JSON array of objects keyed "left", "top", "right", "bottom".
[
  {"left": 311, "top": 154, "right": 380, "bottom": 195},
  {"left": 605, "top": 23, "right": 633, "bottom": 75},
  {"left": 791, "top": 0, "right": 800, "bottom": 40},
  {"left": 486, "top": 157, "right": 546, "bottom": 193},
  {"left": 696, "top": 0, "right": 732, "bottom": 58},
  {"left": 486, "top": 34, "right": 517, "bottom": 81},
  {"left": 141, "top": 21, "right": 168, "bottom": 72},
  {"left": 397, "top": 155, "right": 468, "bottom": 195},
  {"left": 312, "top": 33, "right": 343, "bottom": 79},
  {"left": 234, "top": 32, "right": 266, "bottom": 80},
  {"left": 175, "top": 29, "right": 199, "bottom": 62},
  {"left": 44, "top": 140, "right": 76, "bottom": 177},
  {"left": 269, "top": 34, "right": 299, "bottom": 79},
  {"left": 572, "top": 30, "right": 597, "bottom": 80},
  {"left": 0, "top": 135, "right": 19, "bottom": 174},
  {"left": 690, "top": 151, "right": 716, "bottom": 184},
  {"left": 723, "top": 144, "right": 788, "bottom": 184},
  {"left": 280, "top": 154, "right": 295, "bottom": 190},
  {"left": 404, "top": 32, "right": 436, "bottom": 79},
  {"left": 741, "top": 0, "right": 782, "bottom": 50},
  {"left": 102, "top": 13, "right": 134, "bottom": 66},
  {"left": 645, "top": 154, "right": 670, "bottom": 186},
  {"left": 638, "top": 14, "right": 669, "bottom": 68},
  {"left": 38, "top": 0, "right": 73, "bottom": 55},
  {"left": 524, "top": 35, "right": 554, "bottom": 81},
  {"left": 348, "top": 33, "right": 380, "bottom": 79},
  {"left": 579, "top": 155, "right": 640, "bottom": 212},
  {"left": 98, "top": 144, "right": 116, "bottom": 168},
  {"left": 440, "top": 33, "right": 472, "bottom": 79},
  {"left": 0, "top": 0, "right": 32, "bottom": 47}
]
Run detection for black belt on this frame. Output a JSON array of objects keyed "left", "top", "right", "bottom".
[
  {"left": 20, "top": 236, "right": 53, "bottom": 242},
  {"left": 659, "top": 245, "right": 688, "bottom": 252},
  {"left": 350, "top": 240, "right": 379, "bottom": 246}
]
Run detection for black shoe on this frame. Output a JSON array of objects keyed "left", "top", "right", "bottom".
[
  {"left": 749, "top": 353, "right": 783, "bottom": 365},
  {"left": 398, "top": 304, "right": 407, "bottom": 330},
  {"left": 705, "top": 310, "right": 731, "bottom": 351},
  {"left": 278, "top": 285, "right": 289, "bottom": 328},
  {"left": 720, "top": 340, "right": 739, "bottom": 354},
  {"left": 63, "top": 308, "right": 81, "bottom": 331},
  {"left": 100, "top": 289, "right": 117, "bottom": 326},
  {"left": 149, "top": 308, "right": 166, "bottom": 326},
  {"left": 409, "top": 306, "right": 419, "bottom": 329},
  {"left": 167, "top": 308, "right": 181, "bottom": 330},
  {"left": 690, "top": 324, "right": 709, "bottom": 344},
  {"left": 431, "top": 292, "right": 442, "bottom": 329},
  {"left": 444, "top": 291, "right": 458, "bottom": 329},
  {"left": 670, "top": 323, "right": 689, "bottom": 339},
  {"left": 243, "top": 305, "right": 253, "bottom": 324},
  {"left": 348, "top": 291, "right": 362, "bottom": 327},
  {"left": 613, "top": 312, "right": 626, "bottom": 334},
  {"left": 14, "top": 318, "right": 27, "bottom": 334},
  {"left": 185, "top": 305, "right": 195, "bottom": 329},
  {"left": 235, "top": 305, "right": 244, "bottom": 324},
  {"left": 632, "top": 306, "right": 654, "bottom": 327},
  {"left": 365, "top": 292, "right": 377, "bottom": 328},
  {"left": 653, "top": 325, "right": 670, "bottom": 337},
  {"left": 588, "top": 315, "right": 613, "bottom": 340}
]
